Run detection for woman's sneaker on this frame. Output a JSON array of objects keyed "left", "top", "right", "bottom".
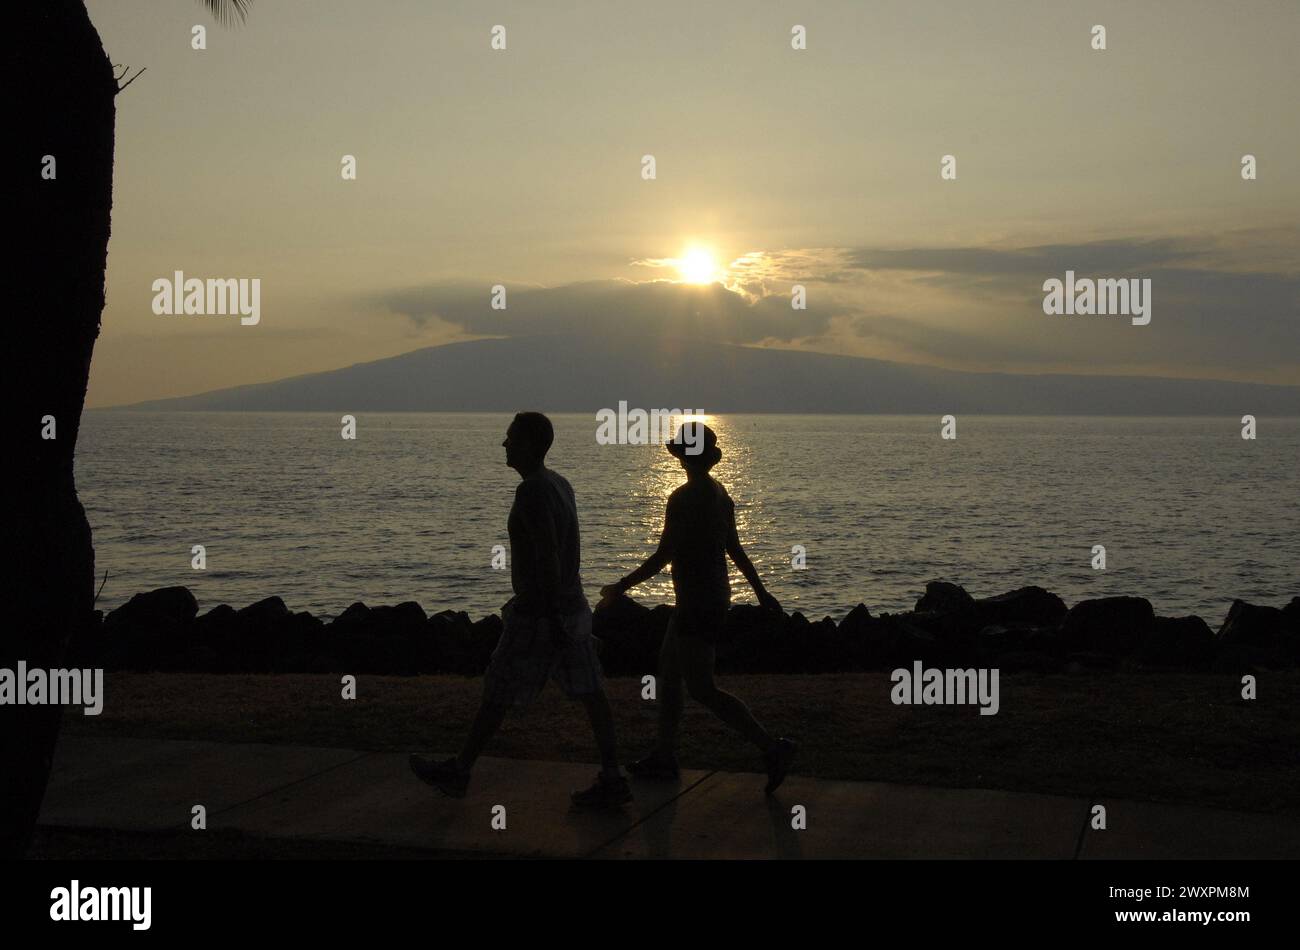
[
  {"left": 408, "top": 754, "right": 471, "bottom": 799},
  {"left": 570, "top": 772, "right": 633, "bottom": 809},
  {"left": 764, "top": 738, "right": 798, "bottom": 795},
  {"left": 627, "top": 751, "right": 681, "bottom": 780}
]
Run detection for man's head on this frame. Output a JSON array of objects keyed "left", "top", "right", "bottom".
[{"left": 503, "top": 411, "right": 554, "bottom": 473}]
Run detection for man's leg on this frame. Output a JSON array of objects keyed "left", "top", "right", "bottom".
[
  {"left": 571, "top": 687, "right": 633, "bottom": 807},
  {"left": 410, "top": 686, "right": 512, "bottom": 797},
  {"left": 560, "top": 608, "right": 620, "bottom": 775},
  {"left": 560, "top": 607, "right": 633, "bottom": 807},
  {"left": 577, "top": 688, "right": 619, "bottom": 774},
  {"left": 553, "top": 604, "right": 620, "bottom": 772},
  {"left": 457, "top": 612, "right": 534, "bottom": 769},
  {"left": 411, "top": 606, "right": 542, "bottom": 797},
  {"left": 456, "top": 694, "right": 510, "bottom": 772}
]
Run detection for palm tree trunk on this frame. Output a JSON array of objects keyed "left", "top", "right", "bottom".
[{"left": 4, "top": 0, "right": 115, "bottom": 857}]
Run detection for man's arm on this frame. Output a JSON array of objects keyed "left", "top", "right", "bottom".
[{"left": 516, "top": 482, "right": 564, "bottom": 615}]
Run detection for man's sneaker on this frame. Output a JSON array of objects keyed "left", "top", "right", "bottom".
[
  {"left": 627, "top": 751, "right": 680, "bottom": 780},
  {"left": 763, "top": 738, "right": 798, "bottom": 795},
  {"left": 570, "top": 772, "right": 633, "bottom": 809},
  {"left": 408, "top": 754, "right": 470, "bottom": 799}
]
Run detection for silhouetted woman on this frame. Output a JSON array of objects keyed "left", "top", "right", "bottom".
[{"left": 600, "top": 423, "right": 797, "bottom": 794}]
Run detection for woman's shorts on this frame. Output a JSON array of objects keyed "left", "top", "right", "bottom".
[{"left": 666, "top": 601, "right": 729, "bottom": 645}]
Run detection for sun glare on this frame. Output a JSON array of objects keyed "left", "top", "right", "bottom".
[{"left": 677, "top": 247, "right": 720, "bottom": 284}]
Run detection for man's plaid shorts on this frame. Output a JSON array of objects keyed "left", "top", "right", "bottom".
[{"left": 484, "top": 599, "right": 604, "bottom": 707}]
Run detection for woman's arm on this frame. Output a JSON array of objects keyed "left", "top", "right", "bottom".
[
  {"left": 726, "top": 509, "right": 782, "bottom": 612},
  {"left": 600, "top": 503, "right": 675, "bottom": 601}
]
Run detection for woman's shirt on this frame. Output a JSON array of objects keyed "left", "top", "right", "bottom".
[{"left": 662, "top": 477, "right": 733, "bottom": 612}]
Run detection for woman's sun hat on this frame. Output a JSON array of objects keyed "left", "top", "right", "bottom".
[{"left": 667, "top": 421, "right": 722, "bottom": 468}]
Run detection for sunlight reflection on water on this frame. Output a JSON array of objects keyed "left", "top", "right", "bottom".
[{"left": 77, "top": 411, "right": 1300, "bottom": 623}]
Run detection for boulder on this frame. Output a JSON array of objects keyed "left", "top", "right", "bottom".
[
  {"left": 641, "top": 603, "right": 673, "bottom": 651},
  {"left": 739, "top": 611, "right": 841, "bottom": 673},
  {"left": 331, "top": 601, "right": 372, "bottom": 627},
  {"left": 592, "top": 595, "right": 652, "bottom": 648},
  {"left": 89, "top": 583, "right": 1294, "bottom": 675},
  {"left": 428, "top": 609, "right": 489, "bottom": 674},
  {"left": 101, "top": 587, "right": 201, "bottom": 670},
  {"left": 362, "top": 634, "right": 417, "bottom": 675},
  {"left": 1020, "top": 625, "right": 1065, "bottom": 659},
  {"left": 429, "top": 609, "right": 472, "bottom": 627},
  {"left": 910, "top": 583, "right": 990, "bottom": 662},
  {"left": 800, "top": 616, "right": 842, "bottom": 672},
  {"left": 976, "top": 586, "right": 1067, "bottom": 628},
  {"left": 273, "top": 611, "right": 324, "bottom": 672},
  {"left": 237, "top": 595, "right": 290, "bottom": 625},
  {"left": 835, "top": 603, "right": 876, "bottom": 669},
  {"left": 1285, "top": 597, "right": 1300, "bottom": 660},
  {"left": 196, "top": 603, "right": 237, "bottom": 631},
  {"left": 189, "top": 644, "right": 220, "bottom": 672},
  {"left": 368, "top": 601, "right": 428, "bottom": 637},
  {"left": 722, "top": 604, "right": 789, "bottom": 673},
  {"left": 226, "top": 596, "right": 296, "bottom": 672},
  {"left": 1217, "top": 600, "right": 1288, "bottom": 649},
  {"left": 915, "top": 581, "right": 976, "bottom": 616},
  {"left": 975, "top": 623, "right": 1037, "bottom": 656},
  {"left": 348, "top": 605, "right": 447, "bottom": 675},
  {"left": 871, "top": 614, "right": 950, "bottom": 668},
  {"left": 471, "top": 613, "right": 503, "bottom": 643},
  {"left": 896, "top": 623, "right": 948, "bottom": 667},
  {"left": 839, "top": 603, "right": 874, "bottom": 635},
  {"left": 104, "top": 586, "right": 198, "bottom": 631},
  {"left": 906, "top": 607, "right": 980, "bottom": 661},
  {"left": 593, "top": 596, "right": 665, "bottom": 675},
  {"left": 1137, "top": 615, "right": 1214, "bottom": 667},
  {"left": 1211, "top": 642, "right": 1289, "bottom": 674},
  {"left": 1060, "top": 596, "right": 1155, "bottom": 655},
  {"left": 193, "top": 604, "right": 239, "bottom": 671},
  {"left": 725, "top": 602, "right": 779, "bottom": 642}
]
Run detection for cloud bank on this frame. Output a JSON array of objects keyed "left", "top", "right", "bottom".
[{"left": 374, "top": 229, "right": 1299, "bottom": 384}]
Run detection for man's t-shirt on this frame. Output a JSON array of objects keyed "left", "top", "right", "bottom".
[
  {"left": 662, "top": 477, "right": 734, "bottom": 612},
  {"left": 508, "top": 468, "right": 587, "bottom": 616}
]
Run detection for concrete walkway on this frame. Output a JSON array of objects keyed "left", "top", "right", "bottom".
[{"left": 39, "top": 735, "right": 1300, "bottom": 859}]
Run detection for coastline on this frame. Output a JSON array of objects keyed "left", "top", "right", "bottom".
[{"left": 71, "top": 581, "right": 1299, "bottom": 676}]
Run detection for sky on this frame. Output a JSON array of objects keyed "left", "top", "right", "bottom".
[{"left": 85, "top": 0, "right": 1299, "bottom": 407}]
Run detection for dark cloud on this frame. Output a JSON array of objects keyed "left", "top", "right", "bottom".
[
  {"left": 844, "top": 238, "right": 1204, "bottom": 276},
  {"left": 842, "top": 232, "right": 1300, "bottom": 375},
  {"left": 375, "top": 278, "right": 844, "bottom": 345},
  {"left": 372, "top": 232, "right": 1299, "bottom": 382}
]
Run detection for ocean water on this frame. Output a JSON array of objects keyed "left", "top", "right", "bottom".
[{"left": 76, "top": 412, "right": 1299, "bottom": 624}]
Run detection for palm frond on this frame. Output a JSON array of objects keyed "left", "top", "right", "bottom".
[{"left": 202, "top": 0, "right": 252, "bottom": 28}]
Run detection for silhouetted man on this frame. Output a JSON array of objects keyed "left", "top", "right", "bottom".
[{"left": 410, "top": 412, "right": 631, "bottom": 808}]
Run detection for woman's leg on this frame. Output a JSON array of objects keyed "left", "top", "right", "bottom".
[
  {"left": 654, "top": 622, "right": 685, "bottom": 755},
  {"left": 677, "top": 632, "right": 775, "bottom": 753}
]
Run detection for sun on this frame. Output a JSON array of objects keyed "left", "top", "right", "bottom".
[{"left": 677, "top": 246, "right": 720, "bottom": 284}]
